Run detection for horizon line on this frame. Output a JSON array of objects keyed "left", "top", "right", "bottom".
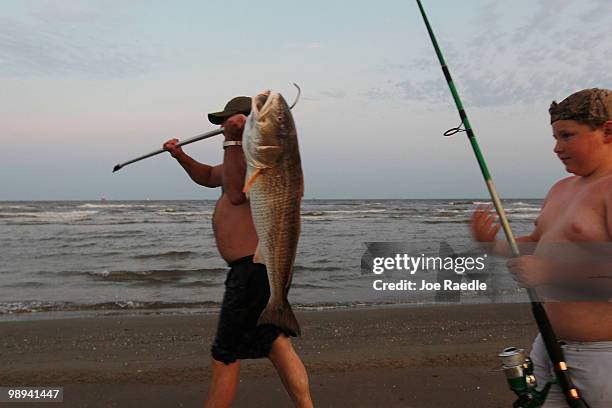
[{"left": 0, "top": 197, "right": 546, "bottom": 202}]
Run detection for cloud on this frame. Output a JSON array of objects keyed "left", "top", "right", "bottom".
[
  {"left": 513, "top": 0, "right": 573, "bottom": 40},
  {"left": 285, "top": 42, "right": 322, "bottom": 50},
  {"left": 362, "top": 87, "right": 388, "bottom": 100},
  {"left": 579, "top": 0, "right": 612, "bottom": 23},
  {"left": 320, "top": 89, "right": 346, "bottom": 99},
  {"left": 0, "top": 4, "right": 166, "bottom": 79},
  {"left": 27, "top": 1, "right": 118, "bottom": 24},
  {"left": 364, "top": 0, "right": 612, "bottom": 108}
]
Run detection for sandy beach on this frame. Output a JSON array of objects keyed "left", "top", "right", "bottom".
[{"left": 0, "top": 304, "right": 538, "bottom": 407}]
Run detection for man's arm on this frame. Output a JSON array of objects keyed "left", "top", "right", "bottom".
[
  {"left": 221, "top": 114, "right": 248, "bottom": 205},
  {"left": 606, "top": 182, "right": 612, "bottom": 240},
  {"left": 163, "top": 139, "right": 222, "bottom": 187}
]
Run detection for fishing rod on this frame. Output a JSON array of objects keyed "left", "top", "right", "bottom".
[
  {"left": 112, "top": 128, "right": 223, "bottom": 173},
  {"left": 414, "top": 1, "right": 588, "bottom": 407},
  {"left": 112, "top": 84, "right": 302, "bottom": 173}
]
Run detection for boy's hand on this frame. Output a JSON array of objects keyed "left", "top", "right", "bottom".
[
  {"left": 507, "top": 255, "right": 553, "bottom": 288},
  {"left": 471, "top": 205, "right": 501, "bottom": 242}
]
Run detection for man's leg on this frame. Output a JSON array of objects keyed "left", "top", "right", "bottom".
[
  {"left": 205, "top": 359, "right": 240, "bottom": 408},
  {"left": 268, "top": 336, "right": 313, "bottom": 408},
  {"left": 207, "top": 260, "right": 250, "bottom": 407}
]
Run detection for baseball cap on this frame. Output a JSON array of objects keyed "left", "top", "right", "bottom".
[{"left": 207, "top": 96, "right": 252, "bottom": 125}]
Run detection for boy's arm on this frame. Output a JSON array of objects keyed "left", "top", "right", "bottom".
[
  {"left": 470, "top": 205, "right": 539, "bottom": 257},
  {"left": 163, "top": 139, "right": 222, "bottom": 187},
  {"left": 507, "top": 253, "right": 612, "bottom": 297},
  {"left": 507, "top": 189, "right": 612, "bottom": 291}
]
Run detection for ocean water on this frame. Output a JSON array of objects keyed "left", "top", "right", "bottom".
[{"left": 0, "top": 199, "right": 541, "bottom": 319}]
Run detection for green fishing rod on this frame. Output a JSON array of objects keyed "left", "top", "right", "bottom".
[{"left": 414, "top": 1, "right": 588, "bottom": 407}]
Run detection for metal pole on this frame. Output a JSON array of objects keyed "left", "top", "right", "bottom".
[{"left": 112, "top": 128, "right": 223, "bottom": 173}]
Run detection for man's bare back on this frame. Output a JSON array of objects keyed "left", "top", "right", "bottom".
[{"left": 533, "top": 174, "right": 612, "bottom": 341}]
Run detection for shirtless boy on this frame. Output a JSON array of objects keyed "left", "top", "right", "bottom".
[
  {"left": 472, "top": 88, "right": 612, "bottom": 407},
  {"left": 163, "top": 96, "right": 313, "bottom": 408}
]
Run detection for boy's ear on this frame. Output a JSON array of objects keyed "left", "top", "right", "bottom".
[{"left": 604, "top": 121, "right": 612, "bottom": 143}]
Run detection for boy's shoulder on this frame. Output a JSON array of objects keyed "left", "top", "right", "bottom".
[
  {"left": 539, "top": 177, "right": 574, "bottom": 211},
  {"left": 546, "top": 175, "right": 577, "bottom": 197},
  {"left": 541, "top": 175, "right": 612, "bottom": 207},
  {"left": 599, "top": 174, "right": 612, "bottom": 200},
  {"left": 547, "top": 174, "right": 612, "bottom": 197}
]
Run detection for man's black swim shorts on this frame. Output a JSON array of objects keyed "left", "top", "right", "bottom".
[{"left": 211, "top": 255, "right": 282, "bottom": 364}]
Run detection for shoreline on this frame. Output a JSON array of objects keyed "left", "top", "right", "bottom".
[
  {"left": 0, "top": 298, "right": 530, "bottom": 322},
  {"left": 0, "top": 303, "right": 538, "bottom": 407}
]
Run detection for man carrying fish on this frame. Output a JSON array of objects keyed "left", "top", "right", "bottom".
[{"left": 163, "top": 94, "right": 313, "bottom": 408}]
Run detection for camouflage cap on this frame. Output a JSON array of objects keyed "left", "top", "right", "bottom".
[{"left": 549, "top": 88, "right": 612, "bottom": 125}]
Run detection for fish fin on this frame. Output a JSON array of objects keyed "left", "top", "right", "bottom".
[
  {"left": 257, "top": 299, "right": 301, "bottom": 337},
  {"left": 256, "top": 145, "right": 282, "bottom": 163},
  {"left": 256, "top": 145, "right": 282, "bottom": 152},
  {"left": 243, "top": 168, "right": 262, "bottom": 193},
  {"left": 253, "top": 246, "right": 265, "bottom": 265}
]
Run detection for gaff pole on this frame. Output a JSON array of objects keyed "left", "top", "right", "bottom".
[
  {"left": 112, "top": 84, "right": 301, "bottom": 173},
  {"left": 415, "top": 1, "right": 588, "bottom": 406},
  {"left": 112, "top": 128, "right": 223, "bottom": 173}
]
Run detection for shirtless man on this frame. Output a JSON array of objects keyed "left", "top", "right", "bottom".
[
  {"left": 472, "top": 88, "right": 612, "bottom": 407},
  {"left": 163, "top": 96, "right": 313, "bottom": 408}
]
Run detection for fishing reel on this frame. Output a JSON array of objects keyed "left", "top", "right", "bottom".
[{"left": 498, "top": 347, "right": 552, "bottom": 408}]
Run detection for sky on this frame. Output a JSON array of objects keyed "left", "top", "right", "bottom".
[{"left": 1, "top": 0, "right": 611, "bottom": 200}]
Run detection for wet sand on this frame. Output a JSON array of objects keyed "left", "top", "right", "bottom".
[{"left": 0, "top": 304, "right": 538, "bottom": 407}]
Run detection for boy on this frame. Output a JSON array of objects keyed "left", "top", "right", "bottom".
[{"left": 471, "top": 88, "right": 612, "bottom": 407}]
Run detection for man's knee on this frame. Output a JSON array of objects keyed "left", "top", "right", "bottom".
[
  {"left": 211, "top": 357, "right": 240, "bottom": 374},
  {"left": 211, "top": 343, "right": 239, "bottom": 366},
  {"left": 269, "top": 335, "right": 293, "bottom": 357}
]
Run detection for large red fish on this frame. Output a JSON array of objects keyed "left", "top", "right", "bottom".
[{"left": 242, "top": 90, "right": 303, "bottom": 336}]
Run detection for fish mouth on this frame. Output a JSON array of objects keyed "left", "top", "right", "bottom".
[
  {"left": 254, "top": 90, "right": 271, "bottom": 114},
  {"left": 253, "top": 90, "right": 281, "bottom": 119}
]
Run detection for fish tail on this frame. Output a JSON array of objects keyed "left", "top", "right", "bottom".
[{"left": 257, "top": 299, "right": 301, "bottom": 337}]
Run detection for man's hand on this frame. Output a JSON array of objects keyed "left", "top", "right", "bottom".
[
  {"left": 163, "top": 138, "right": 184, "bottom": 159},
  {"left": 223, "top": 114, "right": 247, "bottom": 141},
  {"left": 471, "top": 205, "right": 501, "bottom": 242},
  {"left": 507, "top": 255, "right": 553, "bottom": 288}
]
